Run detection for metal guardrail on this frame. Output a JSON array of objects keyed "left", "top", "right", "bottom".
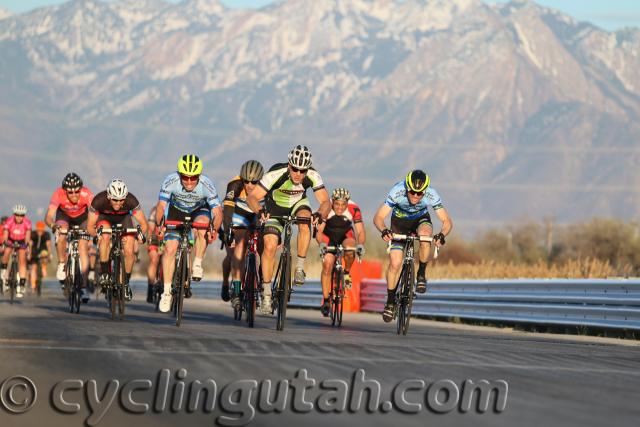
[
  {"left": 361, "top": 279, "right": 640, "bottom": 331},
  {"left": 130, "top": 279, "right": 640, "bottom": 330}
]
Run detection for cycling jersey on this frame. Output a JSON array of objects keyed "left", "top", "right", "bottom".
[
  {"left": 91, "top": 191, "right": 140, "bottom": 215},
  {"left": 158, "top": 172, "right": 221, "bottom": 213},
  {"left": 49, "top": 187, "right": 94, "bottom": 218},
  {"left": 30, "top": 231, "right": 50, "bottom": 254},
  {"left": 320, "top": 201, "right": 363, "bottom": 245},
  {"left": 4, "top": 216, "right": 32, "bottom": 242},
  {"left": 259, "top": 163, "right": 324, "bottom": 209},
  {"left": 223, "top": 175, "right": 262, "bottom": 229},
  {"left": 384, "top": 181, "right": 443, "bottom": 220}
]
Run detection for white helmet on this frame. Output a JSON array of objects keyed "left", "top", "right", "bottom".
[
  {"left": 107, "top": 179, "right": 128, "bottom": 200},
  {"left": 13, "top": 204, "right": 27, "bottom": 215},
  {"left": 288, "top": 145, "right": 312, "bottom": 169}
]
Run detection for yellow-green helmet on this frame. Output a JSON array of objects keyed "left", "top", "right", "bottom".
[
  {"left": 405, "top": 169, "right": 430, "bottom": 193},
  {"left": 177, "top": 154, "right": 203, "bottom": 176}
]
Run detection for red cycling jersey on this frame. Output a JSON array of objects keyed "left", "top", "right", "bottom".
[
  {"left": 4, "top": 215, "right": 32, "bottom": 242},
  {"left": 49, "top": 187, "right": 94, "bottom": 218}
]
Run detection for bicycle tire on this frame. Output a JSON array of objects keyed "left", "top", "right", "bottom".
[
  {"left": 115, "top": 254, "right": 126, "bottom": 320},
  {"left": 245, "top": 253, "right": 257, "bottom": 328},
  {"left": 396, "top": 264, "right": 408, "bottom": 335},
  {"left": 175, "top": 249, "right": 187, "bottom": 327},
  {"left": 8, "top": 259, "right": 17, "bottom": 304},
  {"left": 275, "top": 252, "right": 290, "bottom": 331},
  {"left": 334, "top": 269, "right": 344, "bottom": 327},
  {"left": 73, "top": 258, "right": 82, "bottom": 314},
  {"left": 36, "top": 261, "right": 43, "bottom": 297}
]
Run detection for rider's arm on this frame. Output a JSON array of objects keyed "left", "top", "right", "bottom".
[
  {"left": 315, "top": 221, "right": 327, "bottom": 243},
  {"left": 86, "top": 209, "right": 99, "bottom": 237},
  {"left": 132, "top": 210, "right": 149, "bottom": 236},
  {"left": 222, "top": 179, "right": 240, "bottom": 231},
  {"left": 155, "top": 201, "right": 167, "bottom": 226},
  {"left": 313, "top": 187, "right": 331, "bottom": 219},
  {"left": 373, "top": 204, "right": 392, "bottom": 233},
  {"left": 2, "top": 227, "right": 8, "bottom": 243},
  {"left": 45, "top": 205, "right": 57, "bottom": 229},
  {"left": 247, "top": 186, "right": 267, "bottom": 214},
  {"left": 434, "top": 207, "right": 453, "bottom": 238},
  {"left": 354, "top": 221, "right": 366, "bottom": 245},
  {"left": 210, "top": 206, "right": 223, "bottom": 232}
]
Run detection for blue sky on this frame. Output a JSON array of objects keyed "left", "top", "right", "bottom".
[{"left": 0, "top": 0, "right": 638, "bottom": 31}]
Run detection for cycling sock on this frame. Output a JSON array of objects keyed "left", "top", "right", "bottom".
[
  {"left": 418, "top": 262, "right": 427, "bottom": 277},
  {"left": 163, "top": 282, "right": 172, "bottom": 295},
  {"left": 387, "top": 289, "right": 395, "bottom": 303},
  {"left": 296, "top": 256, "right": 305, "bottom": 270},
  {"left": 19, "top": 278, "right": 26, "bottom": 286},
  {"left": 1, "top": 263, "right": 6, "bottom": 269},
  {"left": 125, "top": 272, "right": 131, "bottom": 284},
  {"left": 231, "top": 280, "right": 241, "bottom": 295},
  {"left": 194, "top": 257, "right": 202, "bottom": 266},
  {"left": 101, "top": 261, "right": 109, "bottom": 273}
]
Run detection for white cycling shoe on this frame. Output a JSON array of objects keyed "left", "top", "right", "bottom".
[
  {"left": 192, "top": 262, "right": 203, "bottom": 281},
  {"left": 159, "top": 293, "right": 172, "bottom": 313},
  {"left": 56, "top": 263, "right": 66, "bottom": 282},
  {"left": 260, "top": 295, "right": 272, "bottom": 315}
]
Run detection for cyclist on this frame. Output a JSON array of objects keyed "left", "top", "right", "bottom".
[
  {"left": 1, "top": 205, "right": 32, "bottom": 297},
  {"left": 316, "top": 188, "right": 366, "bottom": 316},
  {"left": 373, "top": 169, "right": 452, "bottom": 322},
  {"left": 87, "top": 179, "right": 148, "bottom": 301},
  {"left": 0, "top": 216, "right": 8, "bottom": 248},
  {"left": 146, "top": 205, "right": 162, "bottom": 303},
  {"left": 28, "top": 221, "right": 52, "bottom": 292},
  {"left": 222, "top": 160, "right": 265, "bottom": 310},
  {"left": 45, "top": 173, "right": 93, "bottom": 299},
  {"left": 247, "top": 145, "right": 330, "bottom": 314},
  {"left": 156, "top": 154, "right": 222, "bottom": 313}
]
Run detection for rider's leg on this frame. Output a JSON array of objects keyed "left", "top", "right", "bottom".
[
  {"left": 416, "top": 222, "right": 433, "bottom": 292},
  {"left": 320, "top": 253, "right": 334, "bottom": 300},
  {"left": 294, "top": 209, "right": 312, "bottom": 284},
  {"left": 191, "top": 216, "right": 210, "bottom": 280}
]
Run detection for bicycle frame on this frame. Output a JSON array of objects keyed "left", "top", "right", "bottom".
[
  {"left": 236, "top": 226, "right": 261, "bottom": 327},
  {"left": 322, "top": 245, "right": 357, "bottom": 327},
  {"left": 59, "top": 227, "right": 90, "bottom": 314}
]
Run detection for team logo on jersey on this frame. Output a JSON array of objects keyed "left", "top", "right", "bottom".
[{"left": 279, "top": 189, "right": 304, "bottom": 195}]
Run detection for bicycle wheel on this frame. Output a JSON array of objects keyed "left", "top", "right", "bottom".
[
  {"left": 396, "top": 265, "right": 408, "bottom": 335},
  {"left": 36, "top": 262, "right": 43, "bottom": 297},
  {"left": 8, "top": 261, "right": 17, "bottom": 304},
  {"left": 244, "top": 253, "right": 257, "bottom": 328},
  {"left": 332, "top": 269, "right": 344, "bottom": 327},
  {"left": 175, "top": 250, "right": 187, "bottom": 327},
  {"left": 401, "top": 263, "right": 415, "bottom": 335},
  {"left": 397, "top": 264, "right": 414, "bottom": 335},
  {"left": 73, "top": 259, "right": 82, "bottom": 314},
  {"left": 275, "top": 252, "right": 290, "bottom": 331},
  {"left": 114, "top": 255, "right": 126, "bottom": 320}
]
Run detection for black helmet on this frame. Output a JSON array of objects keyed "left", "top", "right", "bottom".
[
  {"left": 62, "top": 172, "right": 83, "bottom": 190},
  {"left": 405, "top": 169, "right": 430, "bottom": 193},
  {"left": 240, "top": 160, "right": 264, "bottom": 182}
]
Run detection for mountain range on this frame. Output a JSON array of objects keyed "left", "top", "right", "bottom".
[{"left": 0, "top": 0, "right": 639, "bottom": 234}]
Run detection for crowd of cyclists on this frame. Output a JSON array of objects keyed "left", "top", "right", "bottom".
[{"left": 0, "top": 145, "right": 452, "bottom": 324}]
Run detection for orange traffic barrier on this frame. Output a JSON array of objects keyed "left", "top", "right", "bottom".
[{"left": 343, "top": 260, "right": 383, "bottom": 312}]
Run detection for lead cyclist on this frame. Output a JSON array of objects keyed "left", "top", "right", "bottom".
[{"left": 155, "top": 154, "right": 222, "bottom": 313}]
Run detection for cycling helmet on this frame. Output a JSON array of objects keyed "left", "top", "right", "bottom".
[
  {"left": 13, "top": 204, "right": 27, "bottom": 215},
  {"left": 405, "top": 169, "right": 430, "bottom": 193},
  {"left": 62, "top": 172, "right": 83, "bottom": 190},
  {"left": 331, "top": 187, "right": 350, "bottom": 201},
  {"left": 107, "top": 179, "right": 128, "bottom": 200},
  {"left": 177, "top": 154, "right": 203, "bottom": 176},
  {"left": 240, "top": 160, "right": 264, "bottom": 182},
  {"left": 36, "top": 221, "right": 46, "bottom": 231},
  {"left": 288, "top": 145, "right": 312, "bottom": 169}
]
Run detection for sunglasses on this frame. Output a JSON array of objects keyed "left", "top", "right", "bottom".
[
  {"left": 243, "top": 180, "right": 259, "bottom": 185},
  {"left": 66, "top": 189, "right": 81, "bottom": 195},
  {"left": 290, "top": 166, "right": 308, "bottom": 174},
  {"left": 180, "top": 174, "right": 200, "bottom": 182},
  {"left": 15, "top": 214, "right": 25, "bottom": 217},
  {"left": 408, "top": 190, "right": 425, "bottom": 196}
]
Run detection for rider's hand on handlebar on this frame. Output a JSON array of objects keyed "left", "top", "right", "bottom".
[
  {"left": 356, "top": 244, "right": 365, "bottom": 258},
  {"left": 319, "top": 242, "right": 327, "bottom": 256},
  {"left": 311, "top": 211, "right": 323, "bottom": 226},
  {"left": 381, "top": 228, "right": 393, "bottom": 242},
  {"left": 258, "top": 208, "right": 269, "bottom": 224},
  {"left": 433, "top": 232, "right": 446, "bottom": 246}
]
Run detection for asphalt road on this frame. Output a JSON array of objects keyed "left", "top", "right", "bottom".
[{"left": 0, "top": 280, "right": 639, "bottom": 427}]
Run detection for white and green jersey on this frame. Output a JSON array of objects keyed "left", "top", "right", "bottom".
[{"left": 259, "top": 163, "right": 325, "bottom": 209}]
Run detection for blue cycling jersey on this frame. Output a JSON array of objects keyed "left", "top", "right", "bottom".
[
  {"left": 158, "top": 172, "right": 221, "bottom": 212},
  {"left": 384, "top": 180, "right": 443, "bottom": 219}
]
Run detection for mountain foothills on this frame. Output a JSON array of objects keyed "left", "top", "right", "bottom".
[{"left": 0, "top": 0, "right": 639, "bottom": 233}]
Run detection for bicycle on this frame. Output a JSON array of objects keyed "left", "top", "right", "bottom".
[
  {"left": 34, "top": 251, "right": 49, "bottom": 297},
  {"left": 389, "top": 233, "right": 438, "bottom": 335},
  {"left": 4, "top": 241, "right": 23, "bottom": 304},
  {"left": 164, "top": 217, "right": 207, "bottom": 327},
  {"left": 265, "top": 215, "right": 311, "bottom": 331},
  {"left": 97, "top": 224, "right": 145, "bottom": 320},
  {"left": 58, "top": 226, "right": 91, "bottom": 314},
  {"left": 321, "top": 245, "right": 359, "bottom": 327},
  {"left": 232, "top": 225, "right": 262, "bottom": 328}
]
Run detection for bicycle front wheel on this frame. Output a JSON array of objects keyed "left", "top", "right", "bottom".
[
  {"left": 275, "top": 252, "right": 291, "bottom": 331},
  {"left": 332, "top": 270, "right": 344, "bottom": 327},
  {"left": 244, "top": 253, "right": 257, "bottom": 328},
  {"left": 73, "top": 259, "right": 82, "bottom": 314},
  {"left": 175, "top": 250, "right": 188, "bottom": 327}
]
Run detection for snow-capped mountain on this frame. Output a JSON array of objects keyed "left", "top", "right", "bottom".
[{"left": 0, "top": 0, "right": 639, "bottom": 232}]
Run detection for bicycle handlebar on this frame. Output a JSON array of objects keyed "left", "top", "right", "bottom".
[{"left": 387, "top": 234, "right": 439, "bottom": 258}]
